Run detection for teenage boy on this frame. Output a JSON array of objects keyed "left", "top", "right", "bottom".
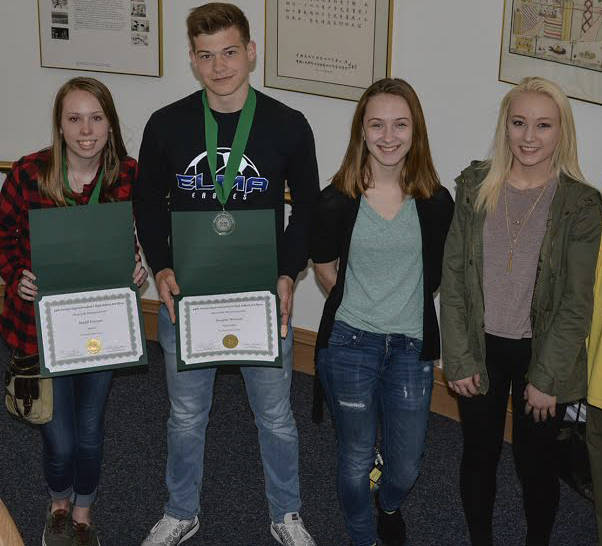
[{"left": 134, "top": 3, "right": 319, "bottom": 545}]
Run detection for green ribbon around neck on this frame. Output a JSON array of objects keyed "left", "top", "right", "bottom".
[
  {"left": 62, "top": 152, "right": 104, "bottom": 206},
  {"left": 202, "top": 87, "right": 256, "bottom": 208}
]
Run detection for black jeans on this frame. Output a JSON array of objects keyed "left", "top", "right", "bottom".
[{"left": 458, "top": 334, "right": 566, "bottom": 546}]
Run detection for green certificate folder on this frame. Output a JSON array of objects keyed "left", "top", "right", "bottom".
[
  {"left": 172, "top": 209, "right": 282, "bottom": 370},
  {"left": 29, "top": 201, "right": 147, "bottom": 376}
]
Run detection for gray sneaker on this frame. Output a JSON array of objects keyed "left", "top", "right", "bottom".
[
  {"left": 42, "top": 506, "right": 73, "bottom": 546},
  {"left": 141, "top": 514, "right": 200, "bottom": 545},
  {"left": 270, "top": 512, "right": 316, "bottom": 546}
]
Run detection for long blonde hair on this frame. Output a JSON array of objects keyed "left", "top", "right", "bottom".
[
  {"left": 39, "top": 77, "right": 127, "bottom": 205},
  {"left": 475, "top": 76, "right": 585, "bottom": 214},
  {"left": 332, "top": 78, "right": 440, "bottom": 199}
]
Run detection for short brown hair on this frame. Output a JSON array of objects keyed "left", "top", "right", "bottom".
[
  {"left": 187, "top": 3, "right": 250, "bottom": 48},
  {"left": 332, "top": 78, "right": 440, "bottom": 199}
]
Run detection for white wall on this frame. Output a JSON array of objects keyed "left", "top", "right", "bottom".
[{"left": 2, "top": 1, "right": 602, "bottom": 331}]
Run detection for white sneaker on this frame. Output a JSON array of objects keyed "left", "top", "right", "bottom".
[
  {"left": 270, "top": 512, "right": 316, "bottom": 546},
  {"left": 141, "top": 514, "right": 200, "bottom": 546}
]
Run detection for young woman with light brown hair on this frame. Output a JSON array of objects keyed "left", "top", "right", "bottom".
[
  {"left": 0, "top": 77, "right": 146, "bottom": 546},
  {"left": 312, "top": 78, "right": 454, "bottom": 546}
]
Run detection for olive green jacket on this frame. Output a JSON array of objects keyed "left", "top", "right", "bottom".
[{"left": 441, "top": 161, "right": 602, "bottom": 403}]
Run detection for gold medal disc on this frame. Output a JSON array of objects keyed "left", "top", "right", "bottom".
[
  {"left": 87, "top": 338, "right": 102, "bottom": 355},
  {"left": 222, "top": 334, "right": 239, "bottom": 349}
]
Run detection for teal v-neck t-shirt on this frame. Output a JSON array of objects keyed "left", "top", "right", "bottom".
[{"left": 335, "top": 195, "right": 424, "bottom": 338}]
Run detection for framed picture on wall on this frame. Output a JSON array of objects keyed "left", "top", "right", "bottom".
[
  {"left": 37, "top": 0, "right": 162, "bottom": 77},
  {"left": 499, "top": 0, "right": 602, "bottom": 105},
  {"left": 264, "top": 0, "right": 393, "bottom": 101}
]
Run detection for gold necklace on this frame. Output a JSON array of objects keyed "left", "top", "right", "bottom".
[{"left": 503, "top": 181, "right": 548, "bottom": 273}]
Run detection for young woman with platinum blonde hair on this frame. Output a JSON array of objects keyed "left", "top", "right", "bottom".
[
  {"left": 475, "top": 76, "right": 585, "bottom": 214},
  {"left": 441, "top": 76, "right": 602, "bottom": 545}
]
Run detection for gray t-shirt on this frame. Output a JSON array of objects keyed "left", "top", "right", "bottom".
[
  {"left": 335, "top": 196, "right": 424, "bottom": 337},
  {"left": 483, "top": 178, "right": 557, "bottom": 339}
]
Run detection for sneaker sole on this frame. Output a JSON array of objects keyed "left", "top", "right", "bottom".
[
  {"left": 270, "top": 523, "right": 316, "bottom": 546},
  {"left": 43, "top": 534, "right": 64, "bottom": 546},
  {"left": 177, "top": 519, "right": 200, "bottom": 545},
  {"left": 42, "top": 535, "right": 72, "bottom": 546},
  {"left": 142, "top": 518, "right": 200, "bottom": 546},
  {"left": 270, "top": 524, "right": 284, "bottom": 545},
  {"left": 43, "top": 533, "right": 97, "bottom": 546}
]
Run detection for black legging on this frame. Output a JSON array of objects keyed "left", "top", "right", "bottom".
[{"left": 458, "top": 334, "right": 567, "bottom": 546}]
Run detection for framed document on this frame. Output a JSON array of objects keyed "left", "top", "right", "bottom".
[
  {"left": 172, "top": 209, "right": 282, "bottom": 370},
  {"left": 264, "top": 0, "right": 393, "bottom": 100},
  {"left": 499, "top": 0, "right": 602, "bottom": 105},
  {"left": 37, "top": 0, "right": 162, "bottom": 77},
  {"left": 30, "top": 201, "right": 147, "bottom": 376}
]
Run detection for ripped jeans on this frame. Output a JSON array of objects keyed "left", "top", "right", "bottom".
[{"left": 318, "top": 320, "right": 433, "bottom": 546}]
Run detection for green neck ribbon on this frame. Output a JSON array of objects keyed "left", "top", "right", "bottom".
[
  {"left": 201, "top": 87, "right": 256, "bottom": 208},
  {"left": 61, "top": 152, "right": 104, "bottom": 206}
]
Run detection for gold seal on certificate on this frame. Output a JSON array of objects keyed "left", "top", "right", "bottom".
[
  {"left": 222, "top": 334, "right": 239, "bottom": 349},
  {"left": 37, "top": 287, "right": 145, "bottom": 374},
  {"left": 87, "top": 338, "right": 102, "bottom": 355},
  {"left": 178, "top": 291, "right": 279, "bottom": 366},
  {"left": 213, "top": 210, "right": 236, "bottom": 236}
]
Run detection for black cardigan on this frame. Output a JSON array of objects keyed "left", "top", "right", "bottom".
[{"left": 310, "top": 183, "right": 454, "bottom": 421}]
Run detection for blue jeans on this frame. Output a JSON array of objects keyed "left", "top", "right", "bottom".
[
  {"left": 318, "top": 320, "right": 433, "bottom": 546},
  {"left": 157, "top": 305, "right": 300, "bottom": 522},
  {"left": 40, "top": 370, "right": 113, "bottom": 508}
]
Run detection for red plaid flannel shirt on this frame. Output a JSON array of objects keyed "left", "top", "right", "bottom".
[{"left": 0, "top": 149, "right": 136, "bottom": 355}]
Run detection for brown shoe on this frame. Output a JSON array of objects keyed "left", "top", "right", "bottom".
[
  {"left": 42, "top": 506, "right": 73, "bottom": 546},
  {"left": 72, "top": 522, "right": 100, "bottom": 546}
]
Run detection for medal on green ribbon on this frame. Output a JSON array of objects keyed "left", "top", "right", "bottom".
[
  {"left": 61, "top": 152, "right": 104, "bottom": 206},
  {"left": 202, "top": 87, "right": 256, "bottom": 235}
]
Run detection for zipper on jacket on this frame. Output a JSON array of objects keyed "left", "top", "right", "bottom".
[{"left": 530, "top": 212, "right": 553, "bottom": 334}]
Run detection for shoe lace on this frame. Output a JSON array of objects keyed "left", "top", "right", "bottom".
[
  {"left": 169, "top": 527, "right": 184, "bottom": 541},
  {"left": 276, "top": 517, "right": 313, "bottom": 545},
  {"left": 151, "top": 516, "right": 190, "bottom": 543},
  {"left": 49, "top": 509, "right": 68, "bottom": 533},
  {"left": 73, "top": 523, "right": 92, "bottom": 545}
]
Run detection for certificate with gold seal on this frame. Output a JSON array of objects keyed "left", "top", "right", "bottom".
[
  {"left": 37, "top": 287, "right": 144, "bottom": 374},
  {"left": 172, "top": 209, "right": 282, "bottom": 370},
  {"left": 178, "top": 290, "right": 279, "bottom": 367},
  {"left": 29, "top": 202, "right": 148, "bottom": 376}
]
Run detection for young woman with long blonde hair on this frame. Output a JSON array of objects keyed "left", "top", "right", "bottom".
[{"left": 441, "top": 76, "right": 602, "bottom": 545}]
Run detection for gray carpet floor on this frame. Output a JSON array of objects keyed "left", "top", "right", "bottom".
[{"left": 0, "top": 341, "right": 598, "bottom": 545}]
